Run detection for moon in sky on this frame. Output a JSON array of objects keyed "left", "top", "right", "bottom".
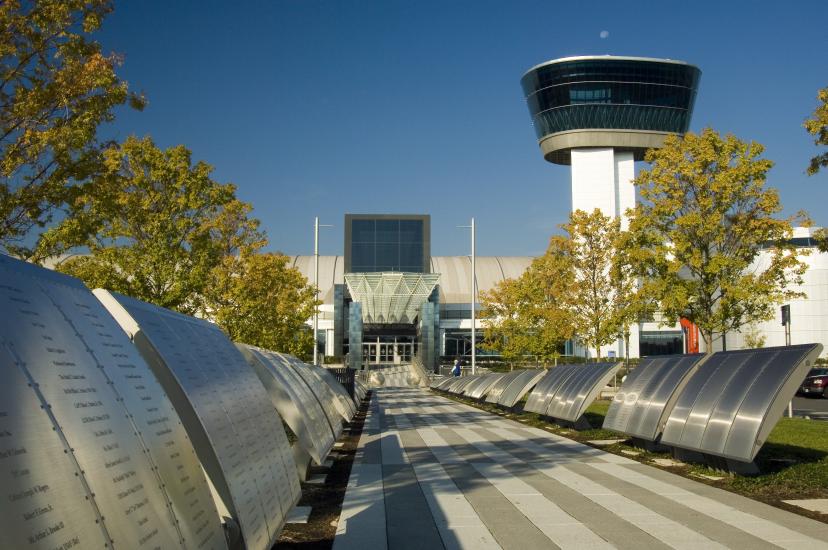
[{"left": 600, "top": 30, "right": 609, "bottom": 39}]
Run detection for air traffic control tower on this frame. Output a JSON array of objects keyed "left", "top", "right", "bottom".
[{"left": 521, "top": 56, "right": 701, "bottom": 224}]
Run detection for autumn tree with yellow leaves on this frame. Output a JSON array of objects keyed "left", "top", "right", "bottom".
[
  {"left": 1, "top": 0, "right": 144, "bottom": 258},
  {"left": 629, "top": 129, "right": 808, "bottom": 352}
]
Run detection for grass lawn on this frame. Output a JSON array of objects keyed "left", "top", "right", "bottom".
[{"left": 437, "top": 390, "right": 828, "bottom": 523}]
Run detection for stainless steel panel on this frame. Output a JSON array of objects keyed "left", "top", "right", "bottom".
[
  {"left": 435, "top": 378, "right": 454, "bottom": 390},
  {"left": 603, "top": 354, "right": 705, "bottom": 441},
  {"left": 240, "top": 344, "right": 335, "bottom": 464},
  {"left": 98, "top": 291, "right": 300, "bottom": 550},
  {"left": 49, "top": 280, "right": 226, "bottom": 550},
  {"left": 452, "top": 376, "right": 479, "bottom": 394},
  {"left": 523, "top": 365, "right": 579, "bottom": 414},
  {"left": 465, "top": 374, "right": 503, "bottom": 400},
  {"left": 485, "top": 371, "right": 523, "bottom": 403},
  {"left": 313, "top": 364, "right": 357, "bottom": 417},
  {"left": 661, "top": 344, "right": 822, "bottom": 462},
  {"left": 498, "top": 370, "right": 546, "bottom": 408},
  {"left": 0, "top": 256, "right": 184, "bottom": 549},
  {"left": 460, "top": 374, "right": 489, "bottom": 398},
  {"left": 0, "top": 345, "right": 107, "bottom": 550},
  {"left": 546, "top": 363, "right": 620, "bottom": 422},
  {"left": 277, "top": 353, "right": 345, "bottom": 437}
]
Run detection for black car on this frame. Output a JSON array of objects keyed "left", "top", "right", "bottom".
[{"left": 799, "top": 367, "right": 828, "bottom": 398}]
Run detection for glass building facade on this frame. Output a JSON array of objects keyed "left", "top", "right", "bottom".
[
  {"left": 521, "top": 57, "right": 701, "bottom": 140},
  {"left": 344, "top": 214, "right": 430, "bottom": 273}
]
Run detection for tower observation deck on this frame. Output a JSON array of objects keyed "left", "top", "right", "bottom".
[{"left": 521, "top": 56, "right": 701, "bottom": 225}]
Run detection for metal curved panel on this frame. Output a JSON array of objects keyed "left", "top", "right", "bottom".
[
  {"left": 498, "top": 370, "right": 547, "bottom": 408},
  {"left": 448, "top": 376, "right": 477, "bottom": 394},
  {"left": 438, "top": 378, "right": 455, "bottom": 390},
  {"left": 279, "top": 354, "right": 355, "bottom": 419},
  {"left": 546, "top": 363, "right": 621, "bottom": 422},
  {"left": 313, "top": 365, "right": 357, "bottom": 417},
  {"left": 523, "top": 365, "right": 579, "bottom": 414},
  {"left": 486, "top": 371, "right": 524, "bottom": 403},
  {"left": 0, "top": 345, "right": 108, "bottom": 550},
  {"left": 239, "top": 344, "right": 335, "bottom": 465},
  {"left": 0, "top": 255, "right": 216, "bottom": 550},
  {"left": 458, "top": 374, "right": 488, "bottom": 397},
  {"left": 355, "top": 379, "right": 368, "bottom": 401},
  {"left": 603, "top": 354, "right": 705, "bottom": 441},
  {"left": 444, "top": 377, "right": 465, "bottom": 394},
  {"left": 97, "top": 290, "right": 300, "bottom": 550},
  {"left": 287, "top": 357, "right": 354, "bottom": 421},
  {"left": 276, "top": 354, "right": 345, "bottom": 435},
  {"left": 465, "top": 373, "right": 505, "bottom": 400},
  {"left": 661, "top": 344, "right": 823, "bottom": 462}
]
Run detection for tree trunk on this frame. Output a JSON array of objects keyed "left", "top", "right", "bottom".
[
  {"left": 701, "top": 330, "right": 714, "bottom": 355},
  {"left": 624, "top": 330, "right": 630, "bottom": 373},
  {"left": 721, "top": 332, "right": 727, "bottom": 352}
]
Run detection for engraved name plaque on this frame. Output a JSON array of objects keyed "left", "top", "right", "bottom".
[
  {"left": 0, "top": 254, "right": 221, "bottom": 548},
  {"left": 96, "top": 291, "right": 301, "bottom": 549}
]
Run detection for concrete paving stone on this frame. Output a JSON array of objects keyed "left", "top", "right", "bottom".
[
  {"left": 380, "top": 429, "right": 409, "bottom": 465},
  {"left": 286, "top": 505, "right": 312, "bottom": 524},
  {"left": 782, "top": 499, "right": 828, "bottom": 514},
  {"left": 691, "top": 472, "right": 726, "bottom": 481},
  {"left": 383, "top": 464, "right": 445, "bottom": 550},
  {"left": 453, "top": 426, "right": 724, "bottom": 550},
  {"left": 587, "top": 438, "right": 628, "bottom": 446},
  {"left": 305, "top": 473, "right": 327, "bottom": 484},
  {"left": 441, "top": 463, "right": 556, "bottom": 550},
  {"left": 590, "top": 462, "right": 828, "bottom": 549},
  {"left": 651, "top": 458, "right": 684, "bottom": 467},
  {"left": 333, "top": 462, "right": 387, "bottom": 550},
  {"left": 336, "top": 388, "right": 828, "bottom": 550}
]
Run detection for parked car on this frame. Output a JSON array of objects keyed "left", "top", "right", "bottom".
[{"left": 799, "top": 367, "right": 828, "bottom": 397}]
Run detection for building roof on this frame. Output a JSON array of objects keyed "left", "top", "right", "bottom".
[
  {"left": 522, "top": 55, "right": 696, "bottom": 77},
  {"left": 290, "top": 256, "right": 533, "bottom": 305}
]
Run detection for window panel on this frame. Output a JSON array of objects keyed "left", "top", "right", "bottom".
[
  {"left": 375, "top": 220, "right": 399, "bottom": 243},
  {"left": 350, "top": 243, "right": 374, "bottom": 268},
  {"left": 351, "top": 219, "right": 375, "bottom": 243},
  {"left": 375, "top": 243, "right": 399, "bottom": 269}
]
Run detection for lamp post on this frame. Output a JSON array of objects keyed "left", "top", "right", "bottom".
[
  {"left": 313, "top": 217, "right": 332, "bottom": 366},
  {"left": 458, "top": 218, "right": 477, "bottom": 375}
]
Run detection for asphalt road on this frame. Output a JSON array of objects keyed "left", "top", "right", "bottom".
[{"left": 792, "top": 395, "right": 828, "bottom": 420}]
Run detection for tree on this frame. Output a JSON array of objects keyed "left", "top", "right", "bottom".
[
  {"left": 564, "top": 209, "right": 624, "bottom": 361},
  {"left": 481, "top": 237, "right": 575, "bottom": 364},
  {"left": 804, "top": 87, "right": 828, "bottom": 252},
  {"left": 805, "top": 87, "right": 828, "bottom": 176},
  {"left": 1, "top": 0, "right": 144, "bottom": 258},
  {"left": 630, "top": 128, "right": 808, "bottom": 352},
  {"left": 205, "top": 252, "right": 320, "bottom": 359},
  {"left": 611, "top": 229, "right": 657, "bottom": 367},
  {"left": 38, "top": 136, "right": 264, "bottom": 314}
]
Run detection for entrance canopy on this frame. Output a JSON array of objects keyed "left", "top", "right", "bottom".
[{"left": 345, "top": 272, "right": 439, "bottom": 324}]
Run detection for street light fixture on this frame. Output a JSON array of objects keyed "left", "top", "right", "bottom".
[
  {"left": 458, "top": 218, "right": 477, "bottom": 375},
  {"left": 313, "top": 217, "right": 333, "bottom": 366}
]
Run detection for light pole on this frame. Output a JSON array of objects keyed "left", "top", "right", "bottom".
[
  {"left": 458, "top": 218, "right": 477, "bottom": 375},
  {"left": 313, "top": 217, "right": 332, "bottom": 366}
]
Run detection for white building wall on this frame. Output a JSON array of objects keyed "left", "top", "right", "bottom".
[
  {"left": 571, "top": 148, "right": 616, "bottom": 216},
  {"left": 571, "top": 148, "right": 640, "bottom": 358},
  {"left": 714, "top": 230, "right": 828, "bottom": 357}
]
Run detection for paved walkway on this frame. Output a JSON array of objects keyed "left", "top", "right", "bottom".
[{"left": 333, "top": 387, "right": 828, "bottom": 550}]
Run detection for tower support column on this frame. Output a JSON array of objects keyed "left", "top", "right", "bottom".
[{"left": 570, "top": 148, "right": 635, "bottom": 227}]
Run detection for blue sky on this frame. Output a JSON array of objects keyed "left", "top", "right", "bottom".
[{"left": 97, "top": 0, "right": 828, "bottom": 257}]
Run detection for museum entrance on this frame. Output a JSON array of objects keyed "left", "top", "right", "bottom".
[
  {"left": 361, "top": 324, "right": 418, "bottom": 366},
  {"left": 362, "top": 337, "right": 416, "bottom": 365}
]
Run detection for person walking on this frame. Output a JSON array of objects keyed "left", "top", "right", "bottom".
[{"left": 452, "top": 358, "right": 462, "bottom": 377}]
